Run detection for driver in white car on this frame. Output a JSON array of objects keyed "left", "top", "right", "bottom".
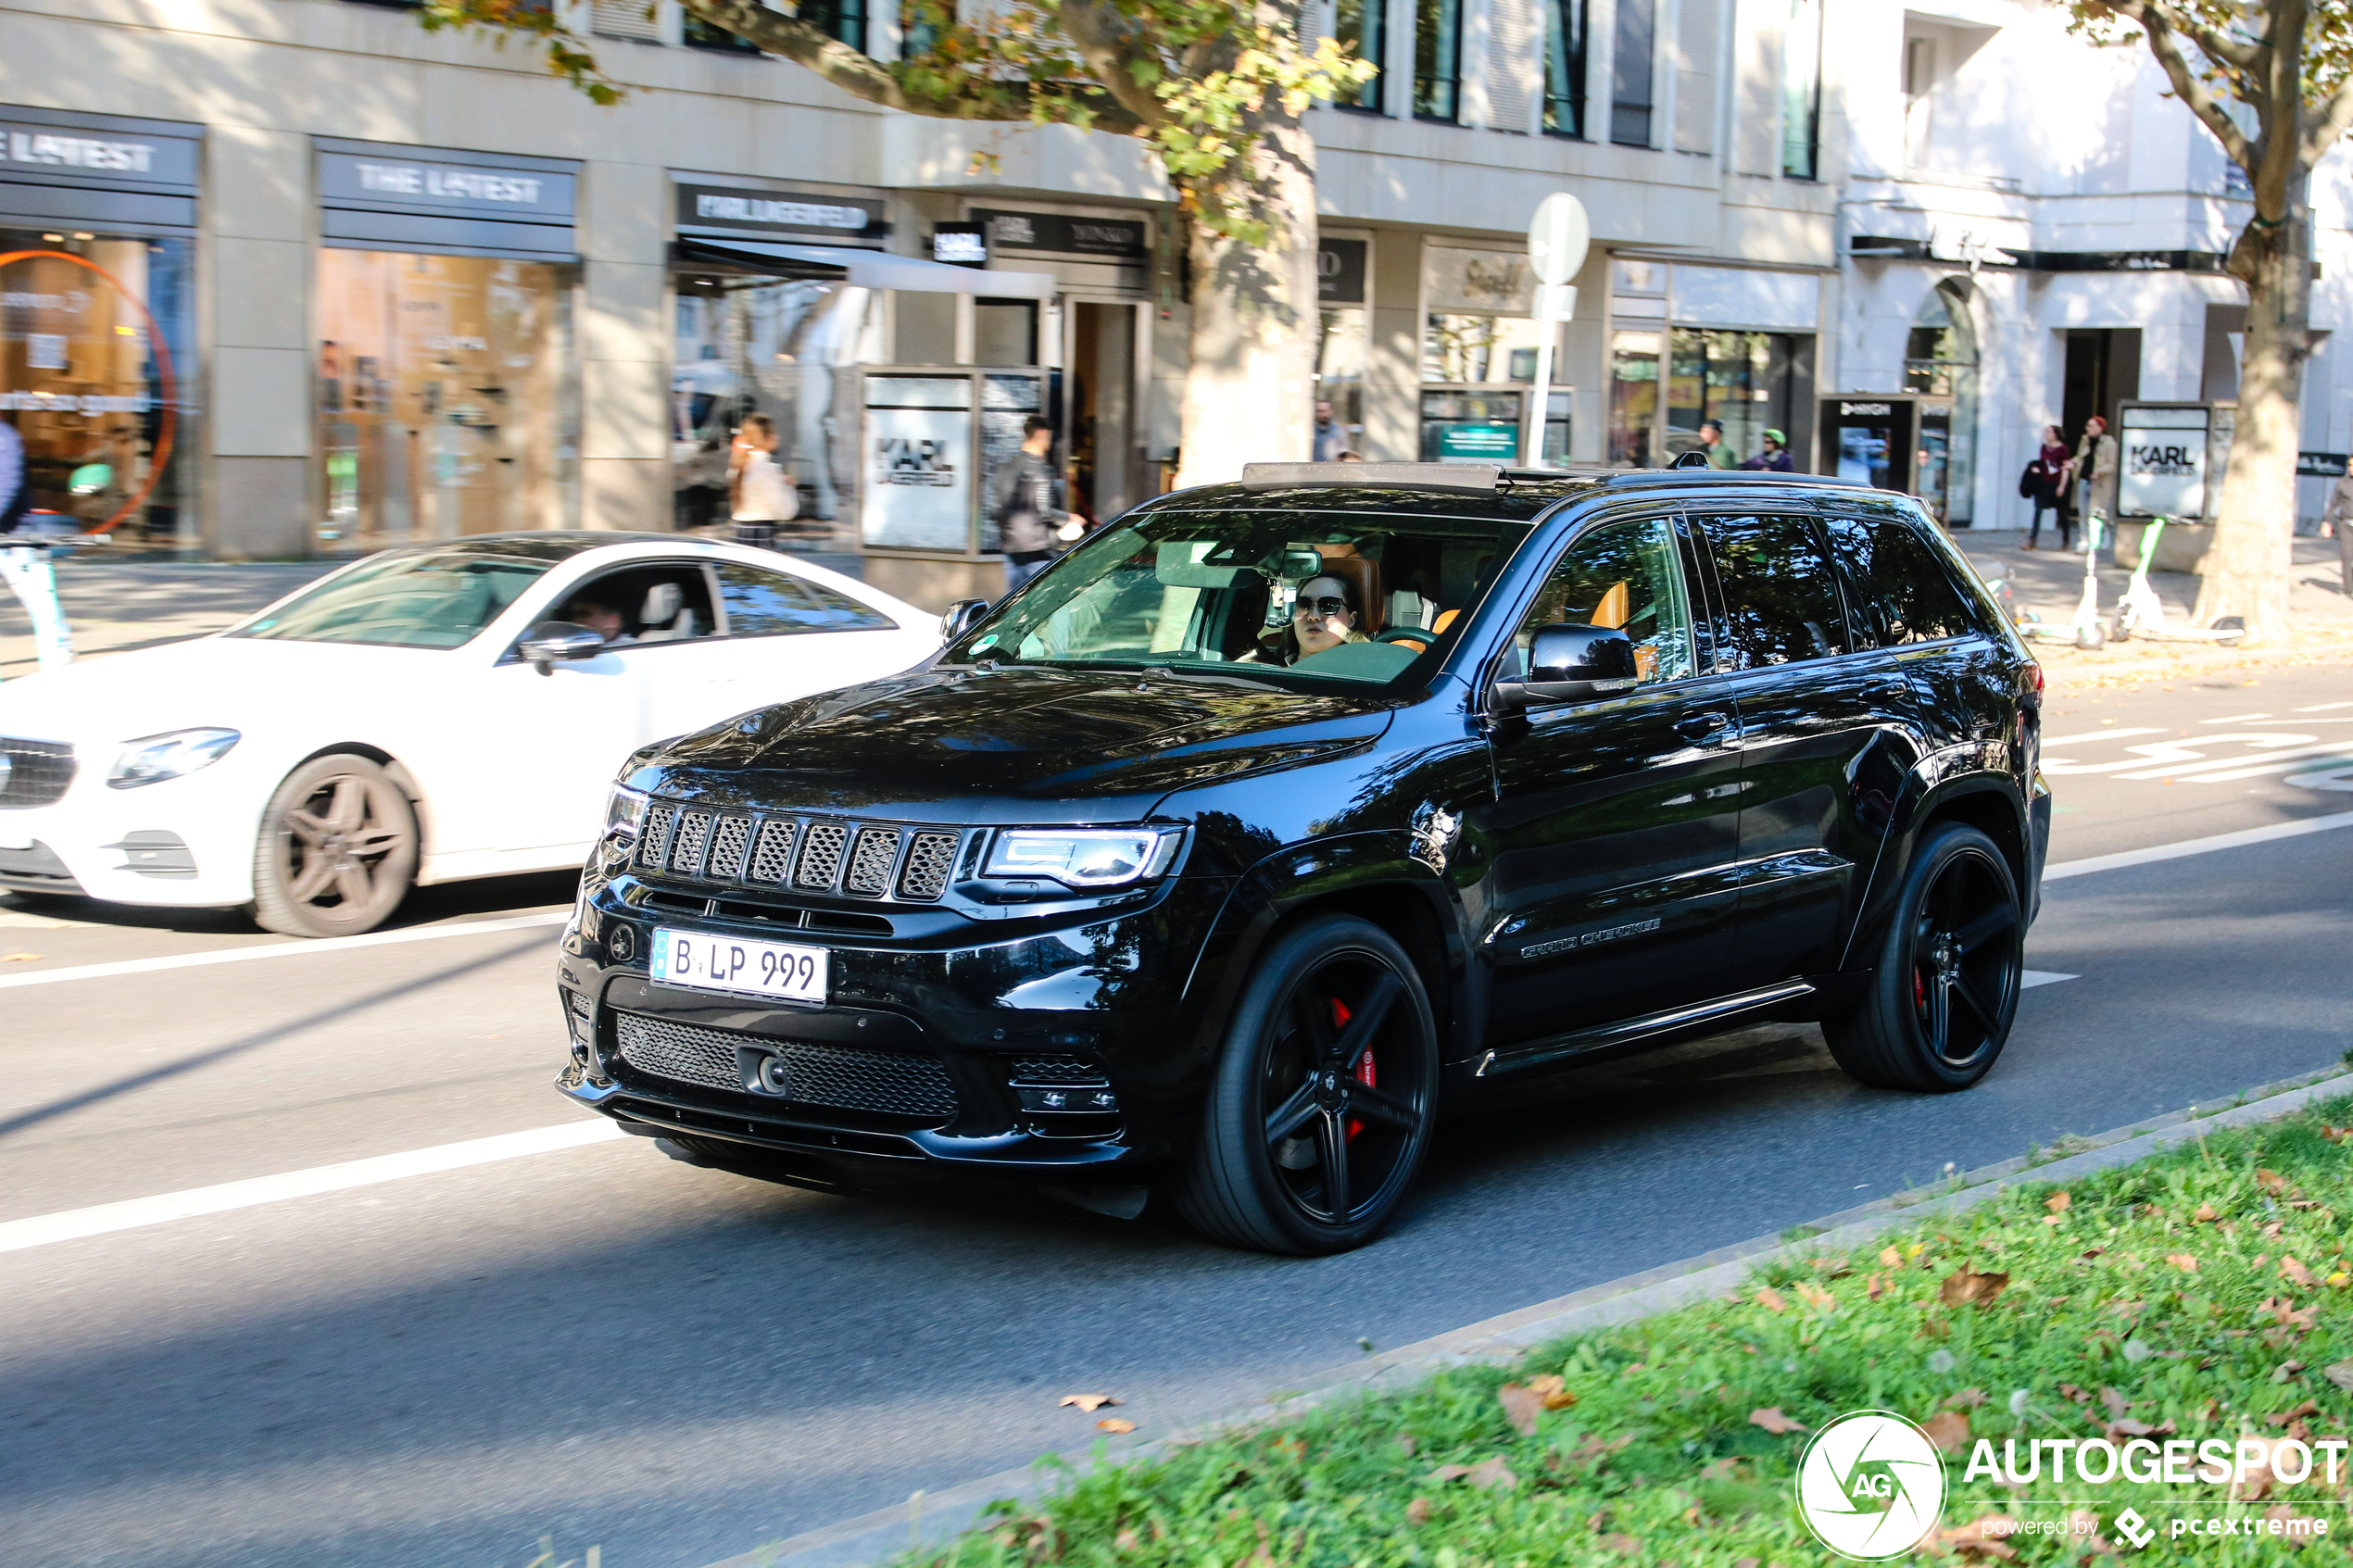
[{"left": 558, "top": 592, "right": 635, "bottom": 646}]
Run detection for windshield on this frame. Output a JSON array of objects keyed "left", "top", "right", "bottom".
[
  {"left": 231, "top": 551, "right": 551, "bottom": 648},
  {"left": 948, "top": 508, "right": 1533, "bottom": 687}
]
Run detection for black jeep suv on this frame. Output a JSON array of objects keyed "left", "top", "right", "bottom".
[{"left": 557, "top": 462, "right": 2047, "bottom": 1254}]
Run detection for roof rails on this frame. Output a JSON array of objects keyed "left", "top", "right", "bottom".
[{"left": 1239, "top": 462, "right": 1601, "bottom": 492}]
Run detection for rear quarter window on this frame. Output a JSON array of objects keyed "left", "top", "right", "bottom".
[{"left": 1821, "top": 513, "right": 1985, "bottom": 647}]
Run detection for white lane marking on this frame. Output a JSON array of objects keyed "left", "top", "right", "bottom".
[
  {"left": 2284, "top": 762, "right": 2353, "bottom": 792},
  {"left": 0, "top": 1119, "right": 624, "bottom": 1255},
  {"left": 2045, "top": 732, "right": 2320, "bottom": 776},
  {"left": 2200, "top": 711, "right": 2271, "bottom": 724},
  {"left": 0, "top": 910, "right": 569, "bottom": 991},
  {"left": 2020, "top": 971, "right": 2076, "bottom": 989},
  {"left": 2040, "top": 726, "right": 2166, "bottom": 746},
  {"left": 2044, "top": 809, "right": 2353, "bottom": 882},
  {"left": 2150, "top": 753, "right": 2353, "bottom": 785},
  {"left": 2112, "top": 739, "right": 2353, "bottom": 781},
  {"left": 2295, "top": 701, "right": 2353, "bottom": 712}
]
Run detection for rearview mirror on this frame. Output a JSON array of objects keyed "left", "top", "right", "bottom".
[
  {"left": 519, "top": 621, "right": 608, "bottom": 676},
  {"left": 1490, "top": 623, "right": 1639, "bottom": 711},
  {"left": 941, "top": 598, "right": 992, "bottom": 643}
]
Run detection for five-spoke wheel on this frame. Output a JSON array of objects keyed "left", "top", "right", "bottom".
[
  {"left": 1826, "top": 822, "right": 2022, "bottom": 1091},
  {"left": 252, "top": 754, "right": 419, "bottom": 937},
  {"left": 1172, "top": 915, "right": 1438, "bottom": 1254}
]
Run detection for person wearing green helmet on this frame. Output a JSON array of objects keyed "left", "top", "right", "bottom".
[{"left": 1742, "top": 428, "right": 1794, "bottom": 471}]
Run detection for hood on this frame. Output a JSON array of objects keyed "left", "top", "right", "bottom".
[
  {"left": 643, "top": 666, "right": 1394, "bottom": 822},
  {"left": 0, "top": 636, "right": 444, "bottom": 744}
]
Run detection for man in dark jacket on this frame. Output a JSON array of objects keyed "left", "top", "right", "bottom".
[{"left": 993, "top": 414, "right": 1067, "bottom": 596}]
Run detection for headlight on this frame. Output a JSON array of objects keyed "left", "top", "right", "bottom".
[
  {"left": 605, "top": 784, "right": 648, "bottom": 840},
  {"left": 107, "top": 728, "right": 241, "bottom": 789},
  {"left": 983, "top": 827, "right": 1184, "bottom": 889}
]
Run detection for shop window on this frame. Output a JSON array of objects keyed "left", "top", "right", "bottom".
[
  {"left": 1610, "top": 0, "right": 1655, "bottom": 145},
  {"left": 1780, "top": 0, "right": 1822, "bottom": 179},
  {"left": 1662, "top": 329, "right": 1804, "bottom": 468},
  {"left": 974, "top": 298, "right": 1038, "bottom": 366},
  {"left": 673, "top": 270, "right": 885, "bottom": 545},
  {"left": 1423, "top": 314, "right": 1552, "bottom": 384},
  {"left": 1608, "top": 330, "right": 1661, "bottom": 467},
  {"left": 800, "top": 0, "right": 867, "bottom": 50},
  {"left": 1903, "top": 279, "right": 1978, "bottom": 525},
  {"left": 315, "top": 248, "right": 579, "bottom": 552},
  {"left": 1315, "top": 307, "right": 1368, "bottom": 459},
  {"left": 1414, "top": 0, "right": 1463, "bottom": 122},
  {"left": 1330, "top": 0, "right": 1386, "bottom": 112},
  {"left": 2, "top": 232, "right": 195, "bottom": 547},
  {"left": 1542, "top": 0, "right": 1589, "bottom": 138}
]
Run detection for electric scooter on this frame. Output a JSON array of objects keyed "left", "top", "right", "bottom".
[
  {"left": 2018, "top": 509, "right": 2108, "bottom": 649},
  {"left": 2111, "top": 514, "right": 2246, "bottom": 646}
]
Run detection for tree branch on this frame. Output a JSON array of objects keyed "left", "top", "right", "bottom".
[
  {"left": 1056, "top": 0, "right": 1175, "bottom": 131},
  {"left": 2304, "top": 69, "right": 2353, "bottom": 164},
  {"left": 2104, "top": 0, "right": 2260, "bottom": 173},
  {"left": 2140, "top": 0, "right": 2265, "bottom": 72}
]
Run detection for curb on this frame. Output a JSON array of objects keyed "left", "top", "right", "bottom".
[{"left": 707, "top": 1062, "right": 2351, "bottom": 1568}]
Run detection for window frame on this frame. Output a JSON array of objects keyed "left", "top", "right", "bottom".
[
  {"left": 499, "top": 558, "right": 724, "bottom": 662},
  {"left": 1682, "top": 508, "right": 1856, "bottom": 674},
  {"left": 715, "top": 559, "right": 903, "bottom": 639},
  {"left": 1819, "top": 508, "right": 1998, "bottom": 651}
]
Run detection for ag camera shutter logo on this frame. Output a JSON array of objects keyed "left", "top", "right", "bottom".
[{"left": 1794, "top": 1411, "right": 1947, "bottom": 1560}]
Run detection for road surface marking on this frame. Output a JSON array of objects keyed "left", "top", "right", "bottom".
[
  {"left": 0, "top": 909, "right": 569, "bottom": 991},
  {"left": 2041, "top": 726, "right": 2165, "bottom": 746},
  {"left": 2295, "top": 701, "right": 2353, "bottom": 712},
  {"left": 2112, "top": 739, "right": 2353, "bottom": 781},
  {"left": 2020, "top": 971, "right": 2076, "bottom": 989},
  {"left": 2043, "top": 809, "right": 2353, "bottom": 882},
  {"left": 2201, "top": 712, "right": 2271, "bottom": 724},
  {"left": 0, "top": 1119, "right": 624, "bottom": 1255}
]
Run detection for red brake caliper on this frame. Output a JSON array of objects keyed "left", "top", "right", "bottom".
[{"left": 1332, "top": 997, "right": 1374, "bottom": 1141}]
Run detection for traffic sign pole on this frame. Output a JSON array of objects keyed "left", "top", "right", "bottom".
[{"left": 1523, "top": 195, "right": 1589, "bottom": 468}]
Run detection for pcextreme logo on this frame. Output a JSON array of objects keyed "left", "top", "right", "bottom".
[{"left": 1794, "top": 1411, "right": 1949, "bottom": 1560}]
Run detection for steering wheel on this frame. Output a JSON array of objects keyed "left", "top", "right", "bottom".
[{"left": 1374, "top": 627, "right": 1433, "bottom": 646}]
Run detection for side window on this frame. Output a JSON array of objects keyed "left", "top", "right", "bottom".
[
  {"left": 550, "top": 564, "right": 717, "bottom": 646},
  {"left": 1822, "top": 516, "right": 1980, "bottom": 647},
  {"left": 717, "top": 563, "right": 898, "bottom": 636},
  {"left": 1511, "top": 516, "right": 1698, "bottom": 685},
  {"left": 1701, "top": 514, "right": 1850, "bottom": 670}
]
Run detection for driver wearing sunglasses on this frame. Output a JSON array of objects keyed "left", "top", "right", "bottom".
[{"left": 1243, "top": 572, "right": 1370, "bottom": 666}]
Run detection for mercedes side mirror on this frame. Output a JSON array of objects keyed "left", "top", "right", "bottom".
[
  {"left": 941, "top": 598, "right": 992, "bottom": 643},
  {"left": 519, "top": 621, "right": 609, "bottom": 676},
  {"left": 1490, "top": 624, "right": 1640, "bottom": 711}
]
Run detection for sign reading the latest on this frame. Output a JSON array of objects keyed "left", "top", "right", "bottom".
[
  {"left": 318, "top": 151, "right": 575, "bottom": 218},
  {"left": 0, "top": 122, "right": 200, "bottom": 187}
]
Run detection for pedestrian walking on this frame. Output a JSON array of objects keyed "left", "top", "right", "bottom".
[
  {"left": 2022, "top": 423, "right": 2074, "bottom": 551},
  {"left": 1695, "top": 419, "right": 1738, "bottom": 469},
  {"left": 1741, "top": 429, "right": 1794, "bottom": 471},
  {"left": 0, "top": 417, "right": 76, "bottom": 678},
  {"left": 992, "top": 414, "right": 1067, "bottom": 596},
  {"left": 728, "top": 412, "right": 795, "bottom": 551},
  {"left": 1313, "top": 399, "right": 1348, "bottom": 463},
  {"left": 2073, "top": 416, "right": 2117, "bottom": 548}
]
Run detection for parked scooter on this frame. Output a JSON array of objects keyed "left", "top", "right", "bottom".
[
  {"left": 2018, "top": 510, "right": 2108, "bottom": 649},
  {"left": 2111, "top": 514, "right": 2246, "bottom": 646}
]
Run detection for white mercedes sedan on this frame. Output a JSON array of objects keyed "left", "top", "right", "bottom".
[{"left": 0, "top": 533, "right": 941, "bottom": 935}]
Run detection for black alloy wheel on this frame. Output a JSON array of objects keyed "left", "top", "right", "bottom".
[
  {"left": 1172, "top": 915, "right": 1438, "bottom": 1255},
  {"left": 1825, "top": 822, "right": 2023, "bottom": 1092},
  {"left": 251, "top": 754, "right": 419, "bottom": 938}
]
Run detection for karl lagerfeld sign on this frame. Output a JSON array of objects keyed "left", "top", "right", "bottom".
[{"left": 674, "top": 182, "right": 886, "bottom": 245}]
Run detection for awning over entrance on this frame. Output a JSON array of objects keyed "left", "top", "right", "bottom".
[{"left": 670, "top": 238, "right": 1056, "bottom": 298}]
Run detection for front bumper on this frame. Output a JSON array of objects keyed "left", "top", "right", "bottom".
[
  {"left": 556, "top": 870, "right": 1233, "bottom": 1178},
  {"left": 0, "top": 751, "right": 264, "bottom": 907}
]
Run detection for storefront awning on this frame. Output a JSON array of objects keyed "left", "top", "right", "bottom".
[{"left": 670, "top": 239, "right": 1057, "bottom": 298}]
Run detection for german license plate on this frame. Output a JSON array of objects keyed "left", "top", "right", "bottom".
[{"left": 649, "top": 926, "right": 827, "bottom": 1004}]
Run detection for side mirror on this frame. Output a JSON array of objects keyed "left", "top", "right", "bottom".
[
  {"left": 1490, "top": 624, "right": 1640, "bottom": 711},
  {"left": 940, "top": 598, "right": 991, "bottom": 643},
  {"left": 519, "top": 621, "right": 609, "bottom": 676}
]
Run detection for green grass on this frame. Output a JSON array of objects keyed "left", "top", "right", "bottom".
[{"left": 912, "top": 1100, "right": 2353, "bottom": 1566}]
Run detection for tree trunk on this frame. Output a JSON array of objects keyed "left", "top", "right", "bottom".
[
  {"left": 2194, "top": 197, "right": 2311, "bottom": 645},
  {"left": 1173, "top": 52, "right": 1319, "bottom": 486}
]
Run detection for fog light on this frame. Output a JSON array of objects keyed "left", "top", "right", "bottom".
[
  {"left": 754, "top": 1054, "right": 793, "bottom": 1096},
  {"left": 607, "top": 922, "right": 637, "bottom": 963},
  {"left": 1018, "top": 1086, "right": 1117, "bottom": 1114}
]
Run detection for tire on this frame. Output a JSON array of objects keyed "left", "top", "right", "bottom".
[
  {"left": 1169, "top": 914, "right": 1439, "bottom": 1255},
  {"left": 251, "top": 753, "right": 419, "bottom": 938},
  {"left": 1825, "top": 823, "right": 2023, "bottom": 1092}
]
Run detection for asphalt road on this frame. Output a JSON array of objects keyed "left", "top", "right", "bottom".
[{"left": 4, "top": 660, "right": 2350, "bottom": 1568}]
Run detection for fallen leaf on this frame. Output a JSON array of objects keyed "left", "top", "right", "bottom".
[
  {"left": 1793, "top": 1281, "right": 1836, "bottom": 1311},
  {"left": 2323, "top": 1360, "right": 2353, "bottom": 1393},
  {"left": 1114, "top": 1527, "right": 1141, "bottom": 1552},
  {"left": 2281, "top": 1256, "right": 2317, "bottom": 1286},
  {"left": 1750, "top": 1407, "right": 1806, "bottom": 1435},
  {"left": 2288, "top": 1199, "right": 2322, "bottom": 1210},
  {"left": 1464, "top": 1456, "right": 1517, "bottom": 1491},
  {"left": 1940, "top": 1268, "right": 2011, "bottom": 1307},
  {"left": 2193, "top": 1204, "right": 2220, "bottom": 1223},
  {"left": 1599, "top": 1534, "right": 1640, "bottom": 1554},
  {"left": 1396, "top": 1433, "right": 1416, "bottom": 1457},
  {"left": 2099, "top": 1386, "right": 2130, "bottom": 1421},
  {"left": 2058, "top": 1384, "right": 2090, "bottom": 1405},
  {"left": 1404, "top": 1498, "right": 1430, "bottom": 1525},
  {"left": 2105, "top": 1418, "right": 2176, "bottom": 1441},
  {"left": 1700, "top": 1457, "right": 1743, "bottom": 1480},
  {"left": 2262, "top": 1503, "right": 2312, "bottom": 1540},
  {"left": 1881, "top": 1246, "right": 1905, "bottom": 1268},
  {"left": 1867, "top": 1272, "right": 1887, "bottom": 1302},
  {"left": 2262, "top": 1221, "right": 2286, "bottom": 1240},
  {"left": 2071, "top": 1510, "right": 2115, "bottom": 1556},
  {"left": 1427, "top": 1463, "right": 1472, "bottom": 1483},
  {"left": 1097, "top": 1417, "right": 1137, "bottom": 1433},
  {"left": 1948, "top": 1387, "right": 1988, "bottom": 1408},
  {"left": 2273, "top": 1361, "right": 2308, "bottom": 1384},
  {"left": 2165, "top": 1253, "right": 2199, "bottom": 1273},
  {"left": 1938, "top": 1514, "right": 2021, "bottom": 1559},
  {"left": 2257, "top": 1168, "right": 2289, "bottom": 1196},
  {"left": 1924, "top": 1410, "right": 1971, "bottom": 1451},
  {"left": 1, "top": 952, "right": 41, "bottom": 962},
  {"left": 2266, "top": 1400, "right": 2320, "bottom": 1428},
  {"left": 1497, "top": 1383, "right": 1546, "bottom": 1436},
  {"left": 2046, "top": 1191, "right": 2072, "bottom": 1214},
  {"left": 1529, "top": 1373, "right": 1577, "bottom": 1409},
  {"left": 2322, "top": 1125, "right": 2350, "bottom": 1145},
  {"left": 1060, "top": 1394, "right": 1120, "bottom": 1411},
  {"left": 1754, "top": 1286, "right": 1788, "bottom": 1313}
]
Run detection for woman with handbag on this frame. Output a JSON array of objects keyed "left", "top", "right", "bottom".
[
  {"left": 728, "top": 412, "right": 796, "bottom": 551},
  {"left": 2022, "top": 423, "right": 2072, "bottom": 551}
]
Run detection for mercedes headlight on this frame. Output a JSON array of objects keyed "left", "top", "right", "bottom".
[
  {"left": 983, "top": 827, "right": 1184, "bottom": 889},
  {"left": 107, "top": 728, "right": 241, "bottom": 789}
]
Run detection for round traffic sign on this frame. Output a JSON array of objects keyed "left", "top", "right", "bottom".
[{"left": 1527, "top": 193, "right": 1591, "bottom": 286}]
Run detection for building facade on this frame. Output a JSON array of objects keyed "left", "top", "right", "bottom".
[
  {"left": 1829, "top": 0, "right": 2353, "bottom": 538},
  {"left": 3, "top": 0, "right": 1853, "bottom": 603}
]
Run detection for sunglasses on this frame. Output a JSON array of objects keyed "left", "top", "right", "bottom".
[{"left": 1294, "top": 596, "right": 1352, "bottom": 619}]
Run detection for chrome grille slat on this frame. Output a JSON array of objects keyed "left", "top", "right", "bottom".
[
  {"left": 795, "top": 822, "right": 848, "bottom": 889},
  {"left": 614, "top": 1013, "right": 958, "bottom": 1120},
  {"left": 670, "top": 809, "right": 713, "bottom": 875},
  {"left": 708, "top": 815, "right": 752, "bottom": 880},
  {"left": 638, "top": 805, "right": 678, "bottom": 871},
  {"left": 0, "top": 738, "right": 75, "bottom": 809},
  {"left": 748, "top": 820, "right": 796, "bottom": 883},
  {"left": 844, "top": 826, "right": 901, "bottom": 896},
  {"left": 897, "top": 831, "right": 959, "bottom": 901}
]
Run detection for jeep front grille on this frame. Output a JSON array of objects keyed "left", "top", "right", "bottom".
[
  {"left": 898, "top": 831, "right": 959, "bottom": 901},
  {"left": 794, "top": 822, "right": 849, "bottom": 889},
  {"left": 631, "top": 804, "right": 963, "bottom": 904},
  {"left": 844, "top": 826, "right": 901, "bottom": 896}
]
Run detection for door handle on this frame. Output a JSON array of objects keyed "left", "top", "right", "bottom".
[
  {"left": 1864, "top": 679, "right": 1911, "bottom": 702},
  {"left": 1673, "top": 710, "right": 1731, "bottom": 742}
]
